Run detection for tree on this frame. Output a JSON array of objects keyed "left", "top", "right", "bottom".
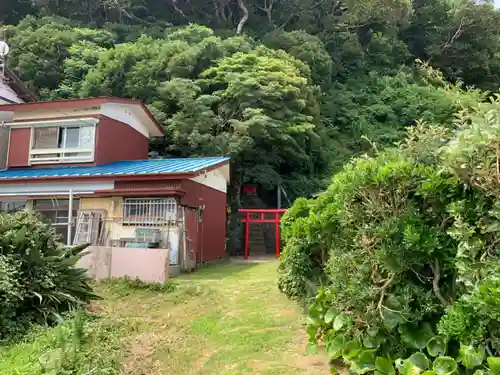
[
  {"left": 0, "top": 0, "right": 36, "bottom": 25},
  {"left": 262, "top": 30, "right": 333, "bottom": 88},
  {"left": 403, "top": 0, "right": 500, "bottom": 91},
  {"left": 61, "top": 25, "right": 328, "bottom": 203},
  {"left": 0, "top": 16, "right": 116, "bottom": 98},
  {"left": 320, "top": 65, "right": 484, "bottom": 168},
  {"left": 160, "top": 46, "right": 327, "bottom": 201}
]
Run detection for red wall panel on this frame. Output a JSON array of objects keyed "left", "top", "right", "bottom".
[
  {"left": 7, "top": 128, "right": 31, "bottom": 167},
  {"left": 94, "top": 117, "right": 149, "bottom": 165},
  {"left": 181, "top": 180, "right": 227, "bottom": 262}
]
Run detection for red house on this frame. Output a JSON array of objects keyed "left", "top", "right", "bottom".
[{"left": 0, "top": 97, "right": 229, "bottom": 274}]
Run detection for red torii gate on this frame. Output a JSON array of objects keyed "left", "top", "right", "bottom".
[{"left": 239, "top": 209, "right": 287, "bottom": 260}]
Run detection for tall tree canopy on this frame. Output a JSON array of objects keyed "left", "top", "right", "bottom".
[{"left": 1, "top": 0, "right": 499, "bottom": 208}]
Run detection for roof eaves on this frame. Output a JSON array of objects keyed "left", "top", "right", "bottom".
[
  {"left": 0, "top": 171, "right": 196, "bottom": 183},
  {"left": 0, "top": 97, "right": 143, "bottom": 111},
  {"left": 139, "top": 102, "right": 164, "bottom": 136},
  {"left": 4, "top": 68, "right": 38, "bottom": 103}
]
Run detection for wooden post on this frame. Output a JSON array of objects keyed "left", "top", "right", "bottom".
[
  {"left": 277, "top": 183, "right": 282, "bottom": 209},
  {"left": 244, "top": 211, "right": 249, "bottom": 260}
]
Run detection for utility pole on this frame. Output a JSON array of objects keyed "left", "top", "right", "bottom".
[{"left": 277, "top": 183, "right": 282, "bottom": 209}]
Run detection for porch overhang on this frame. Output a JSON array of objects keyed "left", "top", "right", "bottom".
[
  {"left": 0, "top": 180, "right": 114, "bottom": 198},
  {"left": 90, "top": 188, "right": 187, "bottom": 197}
]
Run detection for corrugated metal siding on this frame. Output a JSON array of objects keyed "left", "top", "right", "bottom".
[
  {"left": 182, "top": 179, "right": 226, "bottom": 262},
  {"left": 0, "top": 157, "right": 230, "bottom": 180}
]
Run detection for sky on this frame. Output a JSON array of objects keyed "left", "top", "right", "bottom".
[{"left": 496, "top": 0, "right": 500, "bottom": 8}]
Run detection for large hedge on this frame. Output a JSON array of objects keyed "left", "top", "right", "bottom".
[
  {"left": 0, "top": 212, "right": 97, "bottom": 340},
  {"left": 278, "top": 99, "right": 500, "bottom": 374}
]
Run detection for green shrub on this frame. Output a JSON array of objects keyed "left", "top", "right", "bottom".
[
  {"left": 0, "top": 211, "right": 98, "bottom": 340},
  {"left": 278, "top": 198, "right": 325, "bottom": 299},
  {"left": 279, "top": 104, "right": 500, "bottom": 373}
]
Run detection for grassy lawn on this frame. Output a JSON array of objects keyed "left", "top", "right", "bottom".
[{"left": 0, "top": 260, "right": 329, "bottom": 375}]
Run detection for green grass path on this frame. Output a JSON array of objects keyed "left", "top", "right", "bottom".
[{"left": 0, "top": 261, "right": 329, "bottom": 375}]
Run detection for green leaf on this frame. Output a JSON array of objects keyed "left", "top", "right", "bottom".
[
  {"left": 363, "top": 333, "right": 384, "bottom": 349},
  {"left": 382, "top": 309, "right": 405, "bottom": 330},
  {"left": 422, "top": 371, "right": 437, "bottom": 375},
  {"left": 400, "top": 323, "right": 434, "bottom": 349},
  {"left": 307, "top": 342, "right": 318, "bottom": 354},
  {"left": 307, "top": 315, "right": 321, "bottom": 327},
  {"left": 351, "top": 349, "right": 377, "bottom": 374},
  {"left": 427, "top": 336, "right": 448, "bottom": 357},
  {"left": 400, "top": 359, "right": 422, "bottom": 375},
  {"left": 308, "top": 304, "right": 321, "bottom": 319},
  {"left": 487, "top": 357, "right": 500, "bottom": 375},
  {"left": 408, "top": 353, "right": 430, "bottom": 371},
  {"left": 324, "top": 307, "right": 336, "bottom": 324},
  {"left": 433, "top": 356, "right": 458, "bottom": 375},
  {"left": 367, "top": 327, "right": 380, "bottom": 337},
  {"left": 307, "top": 325, "right": 317, "bottom": 341},
  {"left": 326, "top": 335, "right": 345, "bottom": 360},
  {"left": 32, "top": 291, "right": 43, "bottom": 303},
  {"left": 343, "top": 339, "right": 362, "bottom": 360},
  {"left": 376, "top": 357, "right": 396, "bottom": 375},
  {"left": 333, "top": 314, "right": 347, "bottom": 330},
  {"left": 459, "top": 344, "right": 485, "bottom": 369}
]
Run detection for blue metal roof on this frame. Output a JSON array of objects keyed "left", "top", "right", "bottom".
[{"left": 0, "top": 157, "right": 230, "bottom": 180}]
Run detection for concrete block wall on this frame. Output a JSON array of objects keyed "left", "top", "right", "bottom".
[{"left": 77, "top": 246, "right": 170, "bottom": 283}]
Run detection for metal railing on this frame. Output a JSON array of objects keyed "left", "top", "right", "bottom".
[
  {"left": 30, "top": 147, "right": 94, "bottom": 164},
  {"left": 121, "top": 198, "right": 178, "bottom": 226}
]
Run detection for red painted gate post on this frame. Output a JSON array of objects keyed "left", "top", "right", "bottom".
[
  {"left": 244, "top": 211, "right": 250, "bottom": 260},
  {"left": 275, "top": 211, "right": 280, "bottom": 257}
]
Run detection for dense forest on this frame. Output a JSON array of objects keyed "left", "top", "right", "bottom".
[{"left": 1, "top": 0, "right": 499, "bottom": 207}]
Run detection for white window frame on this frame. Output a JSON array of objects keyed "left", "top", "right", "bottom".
[
  {"left": 22, "top": 118, "right": 98, "bottom": 165},
  {"left": 122, "top": 197, "right": 178, "bottom": 226}
]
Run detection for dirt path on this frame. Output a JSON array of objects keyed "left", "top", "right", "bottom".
[{"left": 101, "top": 261, "right": 330, "bottom": 375}]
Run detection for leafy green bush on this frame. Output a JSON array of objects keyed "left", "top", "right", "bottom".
[
  {"left": 0, "top": 212, "right": 97, "bottom": 340},
  {"left": 278, "top": 198, "right": 325, "bottom": 299},
  {"left": 279, "top": 101, "right": 500, "bottom": 373}
]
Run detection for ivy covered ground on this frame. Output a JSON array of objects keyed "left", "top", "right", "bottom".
[{"left": 0, "top": 261, "right": 329, "bottom": 375}]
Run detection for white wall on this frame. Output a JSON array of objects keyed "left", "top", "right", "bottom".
[
  {"left": 190, "top": 167, "right": 228, "bottom": 193},
  {"left": 102, "top": 103, "right": 151, "bottom": 138}
]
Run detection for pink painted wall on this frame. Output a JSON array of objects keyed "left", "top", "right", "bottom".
[{"left": 77, "top": 246, "right": 170, "bottom": 283}]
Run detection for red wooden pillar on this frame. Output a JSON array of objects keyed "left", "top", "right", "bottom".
[{"left": 244, "top": 211, "right": 250, "bottom": 260}]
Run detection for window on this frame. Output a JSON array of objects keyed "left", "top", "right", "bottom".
[
  {"left": 122, "top": 198, "right": 178, "bottom": 226},
  {"left": 30, "top": 125, "right": 95, "bottom": 164},
  {"left": 33, "top": 199, "right": 80, "bottom": 244},
  {"left": 0, "top": 200, "right": 26, "bottom": 213}
]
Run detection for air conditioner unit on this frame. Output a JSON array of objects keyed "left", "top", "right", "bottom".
[{"left": 135, "top": 228, "right": 162, "bottom": 243}]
